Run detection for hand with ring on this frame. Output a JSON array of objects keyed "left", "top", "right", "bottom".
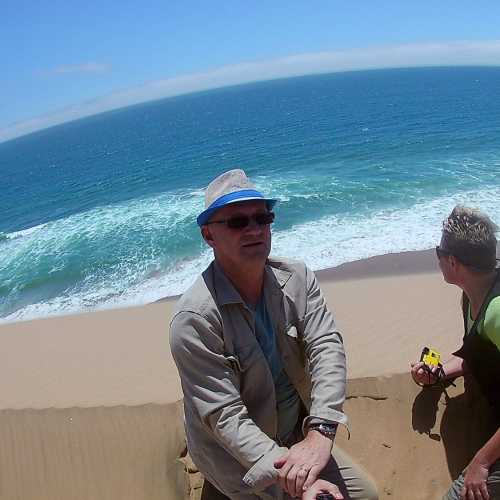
[{"left": 274, "top": 429, "right": 333, "bottom": 497}]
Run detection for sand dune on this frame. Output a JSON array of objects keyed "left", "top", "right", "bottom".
[
  {"left": 0, "top": 377, "right": 489, "bottom": 500},
  {"left": 0, "top": 250, "right": 481, "bottom": 500},
  {"left": 337, "top": 374, "right": 493, "bottom": 500},
  {"left": 0, "top": 402, "right": 187, "bottom": 500}
]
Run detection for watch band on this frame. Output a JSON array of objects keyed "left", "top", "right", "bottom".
[{"left": 308, "top": 422, "right": 338, "bottom": 440}]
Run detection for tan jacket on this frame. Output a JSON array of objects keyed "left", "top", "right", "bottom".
[{"left": 169, "top": 258, "right": 347, "bottom": 498}]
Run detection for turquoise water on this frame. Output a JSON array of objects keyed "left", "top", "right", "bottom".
[{"left": 1, "top": 66, "right": 500, "bottom": 322}]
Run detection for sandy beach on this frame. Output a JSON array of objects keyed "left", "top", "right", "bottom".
[{"left": 0, "top": 249, "right": 477, "bottom": 500}]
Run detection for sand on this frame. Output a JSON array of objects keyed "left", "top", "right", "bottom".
[{"left": 0, "top": 250, "right": 479, "bottom": 500}]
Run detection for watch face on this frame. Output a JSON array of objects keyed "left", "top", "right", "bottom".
[
  {"left": 309, "top": 423, "right": 338, "bottom": 438},
  {"left": 319, "top": 424, "right": 337, "bottom": 433}
]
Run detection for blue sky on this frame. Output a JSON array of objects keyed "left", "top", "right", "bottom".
[{"left": 2, "top": 0, "right": 500, "bottom": 142}]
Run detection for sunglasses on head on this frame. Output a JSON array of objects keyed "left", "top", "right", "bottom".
[
  {"left": 207, "top": 211, "right": 275, "bottom": 230},
  {"left": 436, "top": 245, "right": 498, "bottom": 271},
  {"left": 435, "top": 246, "right": 452, "bottom": 259}
]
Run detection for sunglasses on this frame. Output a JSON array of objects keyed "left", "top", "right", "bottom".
[
  {"left": 435, "top": 246, "right": 451, "bottom": 259},
  {"left": 436, "top": 245, "right": 498, "bottom": 271},
  {"left": 207, "top": 211, "right": 275, "bottom": 230}
]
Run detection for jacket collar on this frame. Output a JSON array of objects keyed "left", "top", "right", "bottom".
[
  {"left": 264, "top": 261, "right": 293, "bottom": 295},
  {"left": 211, "top": 258, "right": 293, "bottom": 305},
  {"left": 212, "top": 260, "right": 244, "bottom": 305}
]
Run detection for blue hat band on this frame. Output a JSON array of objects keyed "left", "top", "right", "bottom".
[
  {"left": 207, "top": 189, "right": 264, "bottom": 211},
  {"left": 197, "top": 189, "right": 276, "bottom": 226}
]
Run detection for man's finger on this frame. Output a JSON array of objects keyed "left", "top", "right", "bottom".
[
  {"left": 473, "top": 490, "right": 483, "bottom": 500},
  {"left": 286, "top": 463, "right": 301, "bottom": 497},
  {"left": 459, "top": 486, "right": 465, "bottom": 500},
  {"left": 277, "top": 461, "right": 294, "bottom": 494},
  {"left": 302, "top": 481, "right": 344, "bottom": 500},
  {"left": 294, "top": 465, "right": 310, "bottom": 498},
  {"left": 331, "top": 485, "right": 344, "bottom": 500},
  {"left": 479, "top": 482, "right": 490, "bottom": 500},
  {"left": 410, "top": 362, "right": 427, "bottom": 384},
  {"left": 302, "top": 464, "right": 322, "bottom": 491},
  {"left": 274, "top": 453, "right": 289, "bottom": 469},
  {"left": 473, "top": 487, "right": 485, "bottom": 500}
]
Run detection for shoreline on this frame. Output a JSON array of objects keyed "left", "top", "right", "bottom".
[
  {"left": 315, "top": 248, "right": 439, "bottom": 281},
  {"left": 154, "top": 248, "right": 440, "bottom": 304},
  {"left": 0, "top": 248, "right": 440, "bottom": 324}
]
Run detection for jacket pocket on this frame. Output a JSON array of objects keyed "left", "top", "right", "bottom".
[
  {"left": 225, "top": 354, "right": 242, "bottom": 372},
  {"left": 226, "top": 343, "right": 262, "bottom": 373},
  {"left": 285, "top": 323, "right": 299, "bottom": 340},
  {"left": 282, "top": 323, "right": 306, "bottom": 368}
]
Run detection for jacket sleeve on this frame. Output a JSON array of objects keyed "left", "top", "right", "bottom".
[
  {"left": 169, "top": 310, "right": 288, "bottom": 490},
  {"left": 301, "top": 266, "right": 348, "bottom": 431}
]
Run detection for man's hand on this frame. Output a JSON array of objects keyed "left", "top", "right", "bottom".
[
  {"left": 274, "top": 430, "right": 333, "bottom": 498},
  {"left": 301, "top": 479, "right": 343, "bottom": 500},
  {"left": 460, "top": 459, "right": 490, "bottom": 500},
  {"left": 410, "top": 361, "right": 440, "bottom": 386}
]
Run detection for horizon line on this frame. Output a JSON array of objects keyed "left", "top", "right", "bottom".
[{"left": 2, "top": 40, "right": 500, "bottom": 144}]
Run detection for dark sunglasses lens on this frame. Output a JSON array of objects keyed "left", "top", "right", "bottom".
[
  {"left": 255, "top": 212, "right": 275, "bottom": 225},
  {"left": 226, "top": 212, "right": 275, "bottom": 229},
  {"left": 436, "top": 246, "right": 450, "bottom": 259},
  {"left": 226, "top": 216, "right": 250, "bottom": 229}
]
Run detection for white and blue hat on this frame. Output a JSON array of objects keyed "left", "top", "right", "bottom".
[{"left": 197, "top": 169, "right": 277, "bottom": 226}]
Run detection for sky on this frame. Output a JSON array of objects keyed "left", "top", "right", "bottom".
[{"left": 2, "top": 0, "right": 500, "bottom": 143}]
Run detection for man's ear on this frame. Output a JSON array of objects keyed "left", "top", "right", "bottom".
[{"left": 201, "top": 226, "right": 216, "bottom": 249}]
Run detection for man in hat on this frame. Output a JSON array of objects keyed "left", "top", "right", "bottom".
[
  {"left": 170, "top": 169, "right": 377, "bottom": 499},
  {"left": 411, "top": 206, "right": 500, "bottom": 500}
]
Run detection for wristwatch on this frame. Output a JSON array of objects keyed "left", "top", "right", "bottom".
[{"left": 308, "top": 422, "right": 338, "bottom": 440}]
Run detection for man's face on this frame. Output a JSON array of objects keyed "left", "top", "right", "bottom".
[
  {"left": 437, "top": 252, "right": 453, "bottom": 283},
  {"left": 202, "top": 200, "right": 272, "bottom": 271},
  {"left": 437, "top": 236, "right": 456, "bottom": 284}
]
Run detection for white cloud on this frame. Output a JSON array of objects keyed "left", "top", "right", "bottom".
[
  {"left": 50, "top": 62, "right": 111, "bottom": 75},
  {"left": 2, "top": 41, "right": 500, "bottom": 143}
]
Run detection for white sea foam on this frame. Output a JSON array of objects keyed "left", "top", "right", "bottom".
[
  {"left": 0, "top": 188, "right": 206, "bottom": 322},
  {"left": 0, "top": 249, "right": 214, "bottom": 323},
  {"left": 273, "top": 187, "right": 500, "bottom": 270},
  {"left": 4, "top": 223, "right": 47, "bottom": 241},
  {"left": 2, "top": 186, "right": 500, "bottom": 324}
]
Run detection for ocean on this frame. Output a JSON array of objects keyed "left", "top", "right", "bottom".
[{"left": 1, "top": 66, "right": 500, "bottom": 322}]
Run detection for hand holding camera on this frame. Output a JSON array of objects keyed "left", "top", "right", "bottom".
[{"left": 410, "top": 347, "right": 445, "bottom": 386}]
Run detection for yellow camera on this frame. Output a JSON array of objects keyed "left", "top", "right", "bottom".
[{"left": 420, "top": 347, "right": 441, "bottom": 367}]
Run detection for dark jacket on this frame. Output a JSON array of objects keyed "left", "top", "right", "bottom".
[{"left": 455, "top": 270, "right": 500, "bottom": 422}]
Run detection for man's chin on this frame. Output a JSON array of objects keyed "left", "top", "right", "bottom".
[{"left": 240, "top": 243, "right": 270, "bottom": 259}]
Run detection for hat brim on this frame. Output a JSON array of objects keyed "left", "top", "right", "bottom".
[{"left": 197, "top": 190, "right": 277, "bottom": 226}]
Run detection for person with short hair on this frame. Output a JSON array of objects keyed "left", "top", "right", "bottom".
[
  {"left": 170, "top": 169, "right": 377, "bottom": 499},
  {"left": 411, "top": 206, "right": 500, "bottom": 500}
]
